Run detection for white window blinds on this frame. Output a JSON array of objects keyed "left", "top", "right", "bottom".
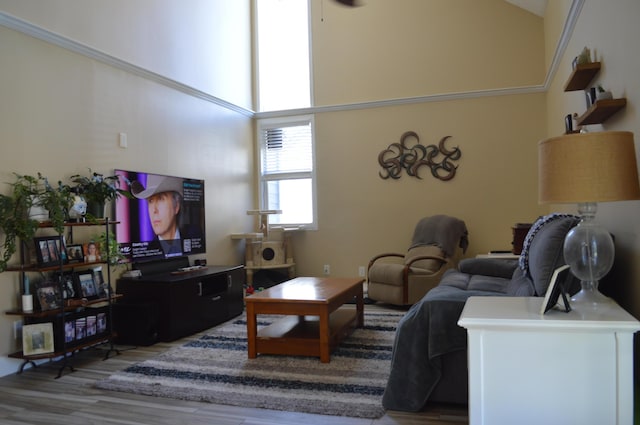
[{"left": 262, "top": 122, "right": 313, "bottom": 176}]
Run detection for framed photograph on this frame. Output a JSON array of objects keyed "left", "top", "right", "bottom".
[
  {"left": 56, "top": 238, "right": 68, "bottom": 263},
  {"left": 54, "top": 271, "right": 77, "bottom": 300},
  {"left": 35, "top": 280, "right": 62, "bottom": 311},
  {"left": 75, "top": 270, "right": 98, "bottom": 299},
  {"left": 22, "top": 323, "right": 55, "bottom": 356},
  {"left": 75, "top": 317, "right": 87, "bottom": 340},
  {"left": 23, "top": 239, "right": 38, "bottom": 266},
  {"left": 86, "top": 315, "right": 97, "bottom": 337},
  {"left": 83, "top": 241, "right": 101, "bottom": 263},
  {"left": 64, "top": 320, "right": 75, "bottom": 343},
  {"left": 92, "top": 266, "right": 109, "bottom": 299},
  {"left": 540, "top": 264, "right": 572, "bottom": 314},
  {"left": 97, "top": 312, "right": 107, "bottom": 334},
  {"left": 34, "top": 236, "right": 66, "bottom": 267},
  {"left": 66, "top": 244, "right": 84, "bottom": 263}
]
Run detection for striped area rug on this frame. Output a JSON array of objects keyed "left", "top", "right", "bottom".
[{"left": 96, "top": 309, "right": 405, "bottom": 418}]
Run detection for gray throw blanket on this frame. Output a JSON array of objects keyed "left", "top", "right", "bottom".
[
  {"left": 382, "top": 284, "right": 490, "bottom": 411},
  {"left": 410, "top": 215, "right": 469, "bottom": 257}
]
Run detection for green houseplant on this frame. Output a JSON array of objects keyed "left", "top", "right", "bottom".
[
  {"left": 69, "top": 169, "right": 130, "bottom": 218},
  {"left": 0, "top": 173, "right": 72, "bottom": 271},
  {"left": 95, "top": 231, "right": 126, "bottom": 266},
  {"left": 0, "top": 174, "right": 40, "bottom": 271},
  {"left": 36, "top": 173, "right": 74, "bottom": 234}
]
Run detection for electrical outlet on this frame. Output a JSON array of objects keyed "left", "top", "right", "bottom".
[
  {"left": 13, "top": 320, "right": 22, "bottom": 340},
  {"left": 358, "top": 266, "right": 366, "bottom": 277},
  {"left": 323, "top": 264, "right": 330, "bottom": 275}
]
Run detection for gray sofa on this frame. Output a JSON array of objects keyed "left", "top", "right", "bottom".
[{"left": 382, "top": 213, "right": 580, "bottom": 411}]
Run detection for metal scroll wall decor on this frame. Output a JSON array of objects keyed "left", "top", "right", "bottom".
[{"left": 378, "top": 131, "right": 461, "bottom": 181}]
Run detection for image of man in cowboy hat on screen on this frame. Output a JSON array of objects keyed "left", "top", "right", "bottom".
[{"left": 131, "top": 175, "right": 186, "bottom": 257}]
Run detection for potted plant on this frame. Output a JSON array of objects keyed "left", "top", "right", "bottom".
[
  {"left": 36, "top": 173, "right": 74, "bottom": 234},
  {"left": 69, "top": 169, "right": 131, "bottom": 219},
  {"left": 95, "top": 231, "right": 126, "bottom": 266},
  {"left": 0, "top": 174, "right": 41, "bottom": 271},
  {"left": 0, "top": 173, "right": 76, "bottom": 272}
]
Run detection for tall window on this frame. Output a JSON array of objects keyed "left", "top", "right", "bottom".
[
  {"left": 255, "top": 0, "right": 311, "bottom": 111},
  {"left": 258, "top": 116, "right": 316, "bottom": 229},
  {"left": 255, "top": 0, "right": 315, "bottom": 229}
]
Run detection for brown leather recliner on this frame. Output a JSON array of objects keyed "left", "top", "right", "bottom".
[{"left": 366, "top": 215, "right": 468, "bottom": 306}]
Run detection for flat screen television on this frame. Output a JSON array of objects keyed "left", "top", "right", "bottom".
[{"left": 114, "top": 170, "right": 206, "bottom": 263}]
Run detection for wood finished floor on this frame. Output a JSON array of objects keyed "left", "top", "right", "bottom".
[{"left": 0, "top": 306, "right": 468, "bottom": 425}]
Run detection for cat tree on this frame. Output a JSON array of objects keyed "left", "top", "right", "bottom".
[{"left": 231, "top": 210, "right": 296, "bottom": 290}]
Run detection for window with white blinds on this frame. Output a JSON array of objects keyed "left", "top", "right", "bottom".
[{"left": 258, "top": 116, "right": 316, "bottom": 229}]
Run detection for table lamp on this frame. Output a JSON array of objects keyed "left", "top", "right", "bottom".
[{"left": 539, "top": 131, "right": 640, "bottom": 307}]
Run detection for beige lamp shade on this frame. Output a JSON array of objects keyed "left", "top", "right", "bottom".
[{"left": 539, "top": 131, "right": 640, "bottom": 203}]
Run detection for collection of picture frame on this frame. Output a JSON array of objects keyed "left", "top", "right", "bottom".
[
  {"left": 64, "top": 311, "right": 108, "bottom": 346},
  {"left": 22, "top": 309, "right": 109, "bottom": 355},
  {"left": 32, "top": 236, "right": 101, "bottom": 268},
  {"left": 34, "top": 267, "right": 109, "bottom": 312}
]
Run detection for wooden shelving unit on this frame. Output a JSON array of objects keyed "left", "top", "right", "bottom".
[
  {"left": 6, "top": 259, "right": 107, "bottom": 273},
  {"left": 564, "top": 62, "right": 601, "bottom": 91},
  {"left": 8, "top": 334, "right": 114, "bottom": 362},
  {"left": 5, "top": 294, "right": 122, "bottom": 317},
  {"left": 4, "top": 219, "right": 120, "bottom": 377},
  {"left": 576, "top": 98, "right": 627, "bottom": 126},
  {"left": 563, "top": 61, "right": 626, "bottom": 126}
]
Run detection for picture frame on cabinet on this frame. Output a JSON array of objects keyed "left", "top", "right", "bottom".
[
  {"left": 35, "top": 280, "right": 62, "bottom": 311},
  {"left": 75, "top": 270, "right": 98, "bottom": 300},
  {"left": 22, "top": 322, "right": 55, "bottom": 356},
  {"left": 540, "top": 264, "right": 572, "bottom": 314},
  {"left": 66, "top": 244, "right": 84, "bottom": 264},
  {"left": 34, "top": 236, "right": 66, "bottom": 267}
]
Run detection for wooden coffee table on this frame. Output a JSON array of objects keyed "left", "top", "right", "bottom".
[{"left": 245, "top": 277, "right": 364, "bottom": 363}]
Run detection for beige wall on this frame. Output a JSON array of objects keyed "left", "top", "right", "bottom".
[
  {"left": 297, "top": 93, "right": 548, "bottom": 277},
  {"left": 0, "top": 0, "right": 253, "bottom": 110},
  {"left": 0, "top": 1, "right": 254, "bottom": 376},
  {"left": 293, "top": 0, "right": 549, "bottom": 278},
  {"left": 311, "top": 0, "right": 545, "bottom": 105},
  {"left": 544, "top": 0, "right": 640, "bottom": 318}
]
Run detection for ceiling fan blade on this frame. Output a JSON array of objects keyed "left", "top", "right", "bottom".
[{"left": 334, "top": 0, "right": 360, "bottom": 6}]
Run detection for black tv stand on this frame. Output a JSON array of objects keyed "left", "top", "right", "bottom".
[{"left": 116, "top": 265, "right": 244, "bottom": 342}]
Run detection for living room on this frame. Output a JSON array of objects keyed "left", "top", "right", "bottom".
[{"left": 0, "top": 0, "right": 639, "bottom": 421}]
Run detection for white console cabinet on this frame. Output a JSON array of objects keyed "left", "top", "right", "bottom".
[{"left": 458, "top": 296, "right": 640, "bottom": 425}]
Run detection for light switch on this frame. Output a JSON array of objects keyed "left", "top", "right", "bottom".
[{"left": 119, "top": 132, "right": 128, "bottom": 148}]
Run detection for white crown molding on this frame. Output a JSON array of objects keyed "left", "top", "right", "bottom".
[
  {"left": 2, "top": 0, "right": 582, "bottom": 120},
  {"left": 542, "top": 0, "right": 584, "bottom": 89},
  {"left": 254, "top": 85, "right": 547, "bottom": 119}
]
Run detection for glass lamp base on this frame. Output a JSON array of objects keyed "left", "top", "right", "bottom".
[{"left": 570, "top": 283, "right": 612, "bottom": 306}]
